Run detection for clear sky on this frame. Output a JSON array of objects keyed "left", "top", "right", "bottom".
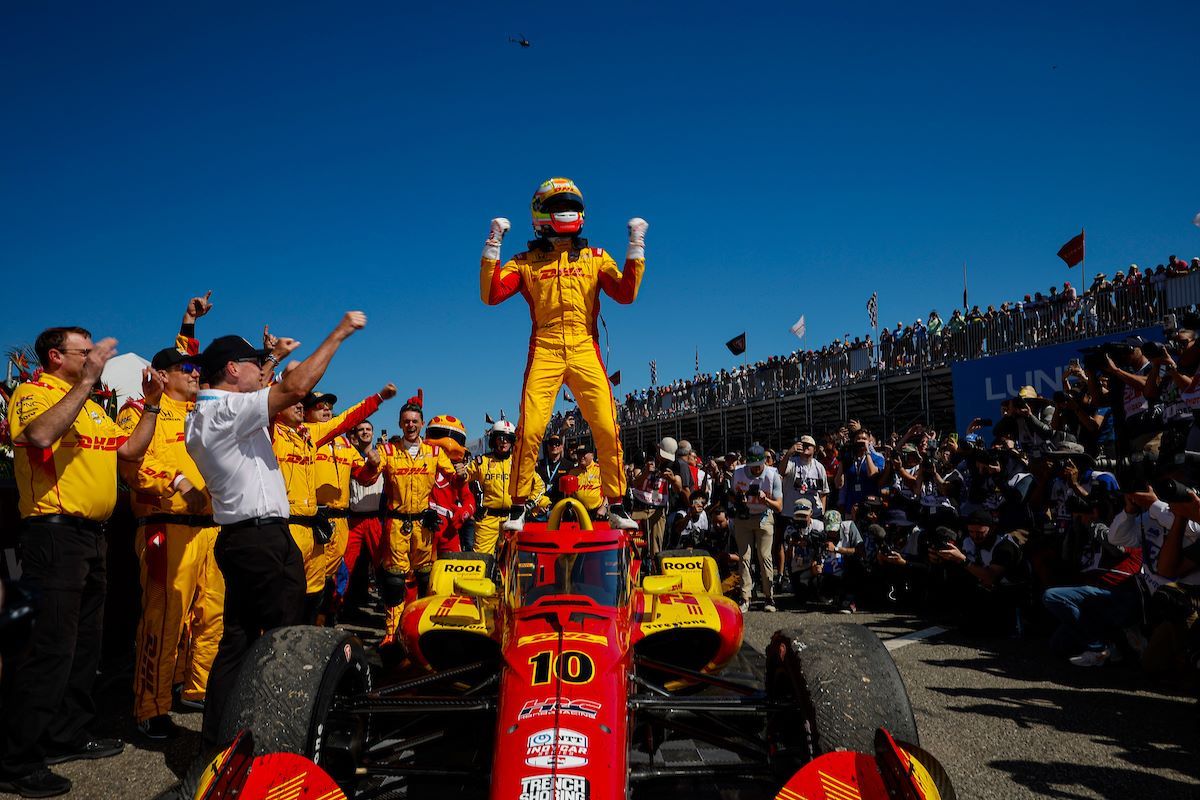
[{"left": 3, "top": 1, "right": 1198, "bottom": 436}]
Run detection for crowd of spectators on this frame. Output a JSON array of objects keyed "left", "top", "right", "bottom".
[
  {"left": 620, "top": 255, "right": 1200, "bottom": 423},
  {"left": 620, "top": 317, "right": 1200, "bottom": 678}
]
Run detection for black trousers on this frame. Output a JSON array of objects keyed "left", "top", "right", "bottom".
[
  {"left": 200, "top": 521, "right": 305, "bottom": 747},
  {"left": 0, "top": 519, "right": 106, "bottom": 778}
]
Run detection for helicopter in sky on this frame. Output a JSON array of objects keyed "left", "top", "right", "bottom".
[{"left": 508, "top": 34, "right": 531, "bottom": 48}]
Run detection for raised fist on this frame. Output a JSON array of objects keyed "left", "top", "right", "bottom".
[
  {"left": 379, "top": 383, "right": 398, "bottom": 400},
  {"left": 337, "top": 311, "right": 367, "bottom": 337},
  {"left": 626, "top": 217, "right": 648, "bottom": 260},
  {"left": 483, "top": 217, "right": 511, "bottom": 260}
]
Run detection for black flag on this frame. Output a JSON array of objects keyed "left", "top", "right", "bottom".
[
  {"left": 484, "top": 413, "right": 495, "bottom": 425},
  {"left": 725, "top": 333, "right": 747, "bottom": 356},
  {"left": 609, "top": 370, "right": 621, "bottom": 386}
]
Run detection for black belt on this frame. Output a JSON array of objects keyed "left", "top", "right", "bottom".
[
  {"left": 318, "top": 507, "right": 349, "bottom": 519},
  {"left": 25, "top": 514, "right": 106, "bottom": 535},
  {"left": 222, "top": 516, "right": 288, "bottom": 532},
  {"left": 137, "top": 513, "right": 215, "bottom": 527},
  {"left": 347, "top": 510, "right": 381, "bottom": 519},
  {"left": 289, "top": 514, "right": 320, "bottom": 527},
  {"left": 385, "top": 511, "right": 425, "bottom": 521},
  {"left": 482, "top": 508, "right": 509, "bottom": 517}
]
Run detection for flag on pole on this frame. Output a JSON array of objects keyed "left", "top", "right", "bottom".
[
  {"left": 484, "top": 413, "right": 495, "bottom": 425},
  {"left": 1193, "top": 211, "right": 1200, "bottom": 228},
  {"left": 1057, "top": 229, "right": 1086, "bottom": 268},
  {"left": 725, "top": 333, "right": 747, "bottom": 356},
  {"left": 562, "top": 389, "right": 573, "bottom": 404},
  {"left": 608, "top": 370, "right": 621, "bottom": 386},
  {"left": 867, "top": 293, "right": 878, "bottom": 328},
  {"left": 695, "top": 347, "right": 699, "bottom": 373},
  {"left": 649, "top": 360, "right": 657, "bottom": 385},
  {"left": 962, "top": 262, "right": 968, "bottom": 309},
  {"left": 790, "top": 315, "right": 806, "bottom": 340}
]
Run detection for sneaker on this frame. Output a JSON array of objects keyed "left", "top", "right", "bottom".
[
  {"left": 1123, "top": 626, "right": 1149, "bottom": 656},
  {"left": 137, "top": 714, "right": 181, "bottom": 741},
  {"left": 43, "top": 737, "right": 124, "bottom": 765},
  {"left": 177, "top": 696, "right": 205, "bottom": 712},
  {"left": 738, "top": 601, "right": 750, "bottom": 613},
  {"left": 607, "top": 504, "right": 638, "bottom": 531},
  {"left": 502, "top": 505, "right": 526, "bottom": 532},
  {"left": 1069, "top": 646, "right": 1121, "bottom": 667},
  {"left": 0, "top": 767, "right": 72, "bottom": 798},
  {"left": 762, "top": 603, "right": 777, "bottom": 613}
]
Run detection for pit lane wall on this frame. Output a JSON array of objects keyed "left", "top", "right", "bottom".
[{"left": 949, "top": 325, "right": 1163, "bottom": 442}]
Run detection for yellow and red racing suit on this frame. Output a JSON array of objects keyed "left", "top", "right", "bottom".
[
  {"left": 118, "top": 394, "right": 223, "bottom": 721},
  {"left": 567, "top": 460, "right": 604, "bottom": 513},
  {"left": 466, "top": 454, "right": 549, "bottom": 556},
  {"left": 481, "top": 241, "right": 642, "bottom": 505}
]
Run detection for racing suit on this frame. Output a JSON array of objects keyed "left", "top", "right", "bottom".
[
  {"left": 118, "top": 394, "right": 223, "bottom": 721},
  {"left": 272, "top": 423, "right": 325, "bottom": 600},
  {"left": 308, "top": 395, "right": 383, "bottom": 587},
  {"left": 360, "top": 440, "right": 455, "bottom": 635},
  {"left": 481, "top": 240, "right": 643, "bottom": 505},
  {"left": 429, "top": 466, "right": 475, "bottom": 557},
  {"left": 467, "top": 454, "right": 549, "bottom": 555},
  {"left": 567, "top": 460, "right": 604, "bottom": 514}
]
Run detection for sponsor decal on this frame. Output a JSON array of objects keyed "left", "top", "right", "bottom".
[
  {"left": 525, "top": 728, "right": 589, "bottom": 768},
  {"left": 520, "top": 774, "right": 589, "bottom": 800},
  {"left": 441, "top": 563, "right": 482, "bottom": 573},
  {"left": 518, "top": 631, "right": 606, "bottom": 647},
  {"left": 662, "top": 559, "right": 704, "bottom": 571},
  {"left": 518, "top": 698, "right": 602, "bottom": 720}
]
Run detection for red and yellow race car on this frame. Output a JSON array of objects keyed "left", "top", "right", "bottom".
[{"left": 199, "top": 498, "right": 955, "bottom": 800}]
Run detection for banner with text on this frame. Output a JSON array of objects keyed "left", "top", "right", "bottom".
[{"left": 950, "top": 326, "right": 1163, "bottom": 439}]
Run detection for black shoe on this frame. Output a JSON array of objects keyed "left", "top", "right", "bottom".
[
  {"left": 137, "top": 714, "right": 181, "bottom": 741},
  {"left": 0, "top": 767, "right": 72, "bottom": 798},
  {"left": 43, "top": 737, "right": 124, "bottom": 765},
  {"left": 177, "top": 696, "right": 205, "bottom": 712}
]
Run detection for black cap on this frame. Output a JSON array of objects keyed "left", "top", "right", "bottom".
[
  {"left": 963, "top": 508, "right": 994, "bottom": 527},
  {"left": 303, "top": 391, "right": 338, "bottom": 409},
  {"left": 201, "top": 335, "right": 268, "bottom": 377},
  {"left": 151, "top": 347, "right": 199, "bottom": 370}
]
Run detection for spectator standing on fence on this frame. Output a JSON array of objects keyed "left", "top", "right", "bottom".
[{"left": 1, "top": 329, "right": 165, "bottom": 797}]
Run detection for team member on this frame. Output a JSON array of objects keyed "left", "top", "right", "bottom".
[
  {"left": 1, "top": 328, "right": 164, "bottom": 797},
  {"left": 358, "top": 394, "right": 455, "bottom": 641},
  {"left": 186, "top": 311, "right": 366, "bottom": 750},
  {"left": 534, "top": 433, "right": 569, "bottom": 512},
  {"left": 117, "top": 294, "right": 222, "bottom": 740},
  {"left": 469, "top": 421, "right": 549, "bottom": 555},
  {"left": 342, "top": 420, "right": 385, "bottom": 613},
  {"left": 480, "top": 177, "right": 648, "bottom": 531},
  {"left": 305, "top": 386, "right": 396, "bottom": 616},
  {"left": 568, "top": 445, "right": 604, "bottom": 516},
  {"left": 424, "top": 415, "right": 476, "bottom": 559}
]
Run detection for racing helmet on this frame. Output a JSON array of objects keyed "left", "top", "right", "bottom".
[
  {"left": 531, "top": 177, "right": 585, "bottom": 237},
  {"left": 488, "top": 419, "right": 517, "bottom": 449},
  {"left": 425, "top": 414, "right": 467, "bottom": 449}
]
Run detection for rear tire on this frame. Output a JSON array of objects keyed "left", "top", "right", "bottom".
[
  {"left": 766, "top": 623, "right": 917, "bottom": 768},
  {"left": 217, "top": 626, "right": 371, "bottom": 790}
]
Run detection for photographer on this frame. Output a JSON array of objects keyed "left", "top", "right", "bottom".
[
  {"left": 837, "top": 430, "right": 885, "bottom": 513},
  {"left": 867, "top": 508, "right": 920, "bottom": 605},
  {"left": 670, "top": 490, "right": 711, "bottom": 549},
  {"left": 931, "top": 509, "right": 1027, "bottom": 633},
  {"left": 731, "top": 443, "right": 783, "bottom": 612},
  {"left": 882, "top": 444, "right": 922, "bottom": 496},
  {"left": 1101, "top": 336, "right": 1164, "bottom": 454},
  {"left": 782, "top": 499, "right": 826, "bottom": 604},
  {"left": 811, "top": 508, "right": 865, "bottom": 613},
  {"left": 1045, "top": 443, "right": 1119, "bottom": 535},
  {"left": 1051, "top": 363, "right": 1110, "bottom": 455},
  {"left": 992, "top": 386, "right": 1055, "bottom": 456}
]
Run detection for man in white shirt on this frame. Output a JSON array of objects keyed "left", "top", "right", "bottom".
[
  {"left": 185, "top": 311, "right": 365, "bottom": 748},
  {"left": 731, "top": 443, "right": 783, "bottom": 612}
]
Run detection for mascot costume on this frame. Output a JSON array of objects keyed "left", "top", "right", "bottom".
[
  {"left": 480, "top": 177, "right": 647, "bottom": 531},
  {"left": 423, "top": 414, "right": 476, "bottom": 562}
]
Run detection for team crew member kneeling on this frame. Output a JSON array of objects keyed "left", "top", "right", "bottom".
[{"left": 186, "top": 311, "right": 366, "bottom": 750}]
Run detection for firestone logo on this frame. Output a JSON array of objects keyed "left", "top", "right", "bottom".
[{"left": 519, "top": 775, "right": 589, "bottom": 800}]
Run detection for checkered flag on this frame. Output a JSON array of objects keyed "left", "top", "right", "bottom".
[
  {"left": 649, "top": 359, "right": 657, "bottom": 385},
  {"left": 867, "top": 292, "right": 878, "bottom": 328}
]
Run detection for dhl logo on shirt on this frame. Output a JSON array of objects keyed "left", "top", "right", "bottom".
[
  {"left": 538, "top": 266, "right": 586, "bottom": 280},
  {"left": 316, "top": 452, "right": 359, "bottom": 466},
  {"left": 61, "top": 435, "right": 126, "bottom": 451},
  {"left": 281, "top": 453, "right": 314, "bottom": 465},
  {"left": 391, "top": 466, "right": 431, "bottom": 476}
]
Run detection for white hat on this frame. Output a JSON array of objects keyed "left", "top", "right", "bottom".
[{"left": 658, "top": 437, "right": 678, "bottom": 461}]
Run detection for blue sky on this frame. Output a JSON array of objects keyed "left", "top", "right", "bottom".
[{"left": 3, "top": 1, "right": 1198, "bottom": 436}]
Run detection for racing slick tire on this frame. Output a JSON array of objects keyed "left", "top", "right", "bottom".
[
  {"left": 217, "top": 625, "right": 371, "bottom": 790},
  {"left": 765, "top": 623, "right": 917, "bottom": 770}
]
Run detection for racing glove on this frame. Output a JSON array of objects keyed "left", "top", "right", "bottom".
[
  {"left": 482, "top": 217, "right": 511, "bottom": 261},
  {"left": 420, "top": 507, "right": 442, "bottom": 531},
  {"left": 626, "top": 217, "right": 648, "bottom": 261}
]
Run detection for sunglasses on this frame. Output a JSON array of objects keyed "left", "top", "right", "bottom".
[{"left": 170, "top": 363, "right": 201, "bottom": 375}]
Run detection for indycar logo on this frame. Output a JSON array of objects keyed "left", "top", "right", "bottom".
[
  {"left": 525, "top": 728, "right": 589, "bottom": 768},
  {"left": 518, "top": 697, "right": 601, "bottom": 720},
  {"left": 520, "top": 774, "right": 589, "bottom": 800}
]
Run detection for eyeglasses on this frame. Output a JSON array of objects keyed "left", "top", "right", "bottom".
[{"left": 56, "top": 348, "right": 91, "bottom": 357}]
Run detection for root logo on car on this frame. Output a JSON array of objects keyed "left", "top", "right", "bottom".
[
  {"left": 518, "top": 698, "right": 601, "bottom": 720},
  {"left": 519, "top": 774, "right": 589, "bottom": 800},
  {"left": 525, "top": 728, "right": 589, "bottom": 768}
]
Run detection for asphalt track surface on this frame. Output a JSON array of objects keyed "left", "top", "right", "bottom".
[{"left": 5, "top": 606, "right": 1198, "bottom": 800}]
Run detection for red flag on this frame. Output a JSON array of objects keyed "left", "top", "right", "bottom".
[{"left": 1057, "top": 229, "right": 1085, "bottom": 268}]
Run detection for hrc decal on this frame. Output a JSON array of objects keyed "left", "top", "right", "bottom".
[{"left": 517, "top": 698, "right": 601, "bottom": 720}]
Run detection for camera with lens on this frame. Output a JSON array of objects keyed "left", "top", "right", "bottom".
[
  {"left": 925, "top": 525, "right": 958, "bottom": 553},
  {"left": 1080, "top": 342, "right": 1133, "bottom": 373},
  {"left": 1141, "top": 340, "right": 1167, "bottom": 359}
]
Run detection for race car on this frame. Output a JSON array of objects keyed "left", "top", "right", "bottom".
[{"left": 208, "top": 497, "right": 955, "bottom": 800}]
